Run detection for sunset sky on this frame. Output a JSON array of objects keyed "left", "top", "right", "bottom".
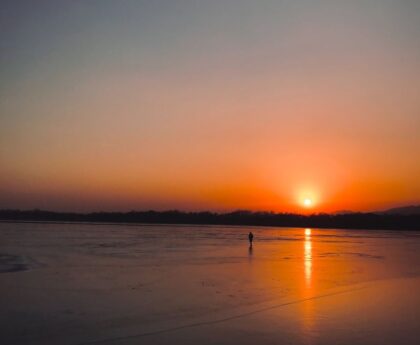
[{"left": 1, "top": 0, "right": 419, "bottom": 213}]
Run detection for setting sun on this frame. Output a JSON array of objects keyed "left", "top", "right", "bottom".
[{"left": 303, "top": 198, "right": 313, "bottom": 207}]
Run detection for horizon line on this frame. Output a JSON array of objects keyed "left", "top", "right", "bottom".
[{"left": 1, "top": 205, "right": 419, "bottom": 216}]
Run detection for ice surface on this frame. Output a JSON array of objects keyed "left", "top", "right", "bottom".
[{"left": 1, "top": 222, "right": 420, "bottom": 344}]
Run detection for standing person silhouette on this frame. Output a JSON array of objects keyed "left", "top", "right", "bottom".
[{"left": 248, "top": 232, "right": 254, "bottom": 247}]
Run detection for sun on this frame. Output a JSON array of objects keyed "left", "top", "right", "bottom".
[
  {"left": 296, "top": 188, "right": 318, "bottom": 210},
  {"left": 303, "top": 198, "right": 312, "bottom": 207}
]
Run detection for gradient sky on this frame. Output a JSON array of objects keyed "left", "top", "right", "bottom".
[{"left": 1, "top": 0, "right": 420, "bottom": 213}]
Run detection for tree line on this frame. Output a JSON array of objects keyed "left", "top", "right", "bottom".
[{"left": 0, "top": 209, "right": 419, "bottom": 230}]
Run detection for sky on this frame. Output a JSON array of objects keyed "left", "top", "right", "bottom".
[{"left": 1, "top": 0, "right": 420, "bottom": 213}]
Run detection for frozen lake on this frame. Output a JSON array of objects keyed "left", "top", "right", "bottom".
[{"left": 1, "top": 222, "right": 420, "bottom": 344}]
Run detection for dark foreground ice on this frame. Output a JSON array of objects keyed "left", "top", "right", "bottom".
[{"left": 1, "top": 222, "right": 420, "bottom": 344}]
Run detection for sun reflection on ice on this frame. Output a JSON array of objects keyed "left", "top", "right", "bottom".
[
  {"left": 302, "top": 228, "right": 315, "bottom": 338},
  {"left": 304, "top": 228, "right": 312, "bottom": 287}
]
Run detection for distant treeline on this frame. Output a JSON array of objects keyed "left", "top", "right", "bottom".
[{"left": 0, "top": 209, "right": 419, "bottom": 230}]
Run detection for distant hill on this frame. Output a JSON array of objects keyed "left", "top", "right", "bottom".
[
  {"left": 333, "top": 210, "right": 356, "bottom": 215},
  {"left": 381, "top": 205, "right": 420, "bottom": 215}
]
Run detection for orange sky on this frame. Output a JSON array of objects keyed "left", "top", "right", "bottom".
[{"left": 1, "top": 1, "right": 419, "bottom": 213}]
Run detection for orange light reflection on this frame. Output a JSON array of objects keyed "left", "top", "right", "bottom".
[{"left": 304, "top": 228, "right": 312, "bottom": 288}]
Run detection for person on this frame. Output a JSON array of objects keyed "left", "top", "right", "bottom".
[{"left": 248, "top": 232, "right": 254, "bottom": 247}]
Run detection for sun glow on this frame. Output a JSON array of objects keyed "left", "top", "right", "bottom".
[
  {"left": 303, "top": 198, "right": 313, "bottom": 207},
  {"left": 296, "top": 188, "right": 319, "bottom": 211}
]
